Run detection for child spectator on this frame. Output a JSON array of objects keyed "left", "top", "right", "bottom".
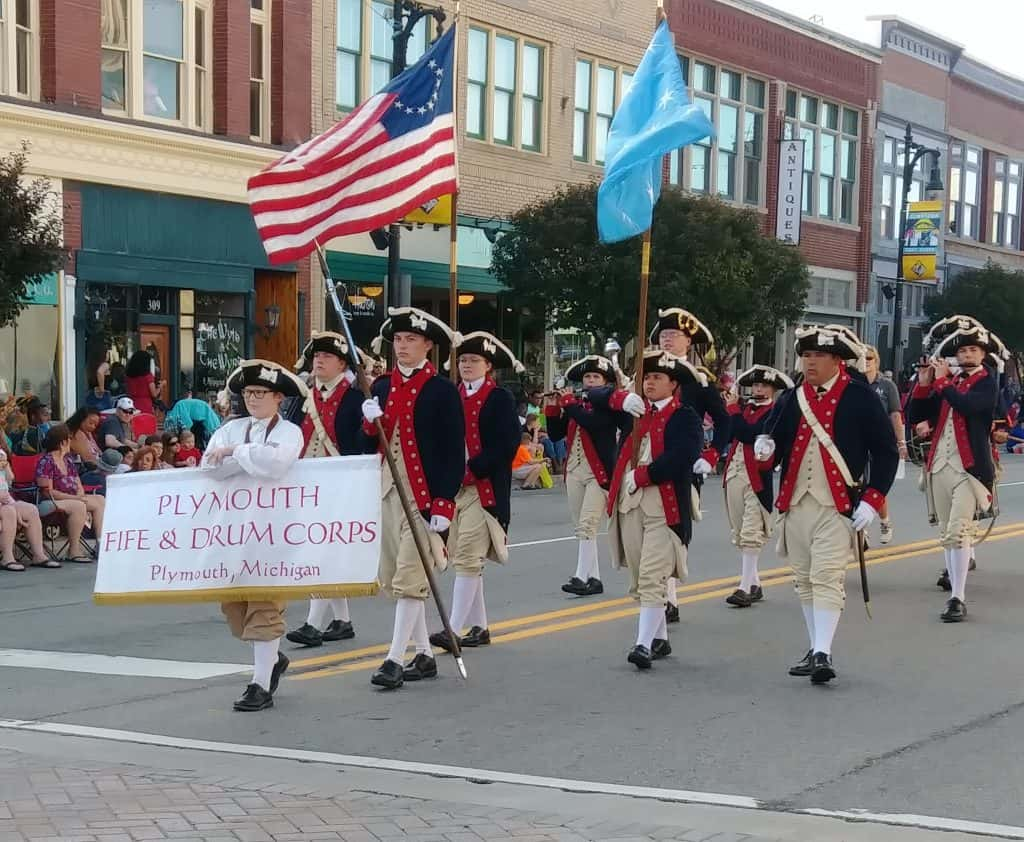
[
  {"left": 512, "top": 432, "right": 547, "bottom": 489},
  {"left": 132, "top": 446, "right": 157, "bottom": 472},
  {"left": 175, "top": 430, "right": 202, "bottom": 467}
]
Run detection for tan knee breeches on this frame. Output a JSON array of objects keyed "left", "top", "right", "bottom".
[
  {"left": 779, "top": 495, "right": 851, "bottom": 610},
  {"left": 221, "top": 601, "right": 286, "bottom": 641}
]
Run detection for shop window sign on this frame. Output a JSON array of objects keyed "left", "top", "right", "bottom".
[{"left": 22, "top": 274, "right": 58, "bottom": 306}]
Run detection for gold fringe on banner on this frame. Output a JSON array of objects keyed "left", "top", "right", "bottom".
[{"left": 93, "top": 582, "right": 380, "bottom": 606}]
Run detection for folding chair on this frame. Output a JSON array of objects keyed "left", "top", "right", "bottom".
[{"left": 9, "top": 453, "right": 97, "bottom": 562}]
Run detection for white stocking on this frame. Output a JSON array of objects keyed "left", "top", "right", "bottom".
[
  {"left": 412, "top": 600, "right": 431, "bottom": 655},
  {"left": 636, "top": 605, "right": 662, "bottom": 648},
  {"left": 329, "top": 598, "right": 351, "bottom": 623},
  {"left": 654, "top": 611, "right": 668, "bottom": 641},
  {"left": 467, "top": 577, "right": 488, "bottom": 629},
  {"left": 740, "top": 551, "right": 760, "bottom": 591},
  {"left": 812, "top": 607, "right": 841, "bottom": 655},
  {"left": 801, "top": 603, "right": 815, "bottom": 649},
  {"left": 574, "top": 539, "right": 593, "bottom": 580},
  {"left": 666, "top": 577, "right": 678, "bottom": 606},
  {"left": 252, "top": 638, "right": 280, "bottom": 692},
  {"left": 305, "top": 599, "right": 329, "bottom": 630},
  {"left": 944, "top": 548, "right": 952, "bottom": 575},
  {"left": 386, "top": 598, "right": 420, "bottom": 664},
  {"left": 950, "top": 547, "right": 971, "bottom": 602},
  {"left": 448, "top": 575, "right": 477, "bottom": 633}
]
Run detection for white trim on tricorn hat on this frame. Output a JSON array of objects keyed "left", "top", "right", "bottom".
[
  {"left": 371, "top": 306, "right": 462, "bottom": 354},
  {"left": 642, "top": 349, "right": 707, "bottom": 386},
  {"left": 738, "top": 364, "right": 794, "bottom": 390},
  {"left": 454, "top": 331, "right": 526, "bottom": 373},
  {"left": 649, "top": 308, "right": 715, "bottom": 347},
  {"left": 295, "top": 331, "right": 349, "bottom": 371},
  {"left": 822, "top": 323, "right": 868, "bottom": 372},
  {"left": 934, "top": 325, "right": 998, "bottom": 357},
  {"left": 794, "top": 325, "right": 861, "bottom": 360},
  {"left": 564, "top": 355, "right": 617, "bottom": 383},
  {"left": 923, "top": 315, "right": 983, "bottom": 353},
  {"left": 227, "top": 359, "right": 309, "bottom": 399}
]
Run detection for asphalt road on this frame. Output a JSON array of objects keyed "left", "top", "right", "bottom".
[{"left": 3, "top": 457, "right": 1024, "bottom": 832}]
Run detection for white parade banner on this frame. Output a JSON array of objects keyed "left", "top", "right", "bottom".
[{"left": 94, "top": 455, "right": 381, "bottom": 605}]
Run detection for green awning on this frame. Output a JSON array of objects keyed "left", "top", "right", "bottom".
[
  {"left": 326, "top": 252, "right": 505, "bottom": 294},
  {"left": 76, "top": 250, "right": 254, "bottom": 293}
]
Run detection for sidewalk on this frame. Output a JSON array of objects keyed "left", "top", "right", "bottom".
[{"left": 0, "top": 728, "right": 1001, "bottom": 842}]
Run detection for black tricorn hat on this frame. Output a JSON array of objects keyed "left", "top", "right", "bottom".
[
  {"left": 649, "top": 308, "right": 714, "bottom": 347},
  {"left": 565, "top": 355, "right": 617, "bottom": 383},
  {"left": 227, "top": 359, "right": 308, "bottom": 399},
  {"left": 296, "top": 331, "right": 349, "bottom": 372},
  {"left": 371, "top": 306, "right": 461, "bottom": 354},
  {"left": 456, "top": 331, "right": 525, "bottom": 372},
  {"left": 738, "top": 364, "right": 794, "bottom": 390},
  {"left": 641, "top": 350, "right": 706, "bottom": 385},
  {"left": 923, "top": 315, "right": 984, "bottom": 354},
  {"left": 934, "top": 325, "right": 999, "bottom": 357},
  {"left": 794, "top": 326, "right": 861, "bottom": 360}
]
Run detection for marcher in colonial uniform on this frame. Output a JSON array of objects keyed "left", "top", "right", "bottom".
[
  {"left": 285, "top": 332, "right": 366, "bottom": 649},
  {"left": 201, "top": 360, "right": 306, "bottom": 712},
  {"left": 722, "top": 365, "right": 793, "bottom": 608},
  {"left": 594, "top": 351, "right": 704, "bottom": 671},
  {"left": 756, "top": 327, "right": 898, "bottom": 684},
  {"left": 545, "top": 356, "right": 645, "bottom": 597},
  {"left": 908, "top": 320, "right": 998, "bottom": 623},
  {"left": 649, "top": 308, "right": 730, "bottom": 623},
  {"left": 429, "top": 332, "right": 522, "bottom": 653},
  {"left": 361, "top": 307, "right": 465, "bottom": 689}
]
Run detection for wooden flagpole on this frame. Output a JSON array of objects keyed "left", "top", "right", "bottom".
[{"left": 448, "top": 4, "right": 462, "bottom": 380}]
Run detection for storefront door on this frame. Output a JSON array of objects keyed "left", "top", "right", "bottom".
[{"left": 139, "top": 325, "right": 171, "bottom": 405}]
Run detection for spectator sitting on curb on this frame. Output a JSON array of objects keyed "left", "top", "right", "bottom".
[{"left": 512, "top": 432, "right": 547, "bottom": 490}]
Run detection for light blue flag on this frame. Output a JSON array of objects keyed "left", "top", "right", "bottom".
[{"left": 597, "top": 20, "right": 715, "bottom": 244}]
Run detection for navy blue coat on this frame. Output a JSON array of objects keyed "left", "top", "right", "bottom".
[
  {"left": 285, "top": 385, "right": 365, "bottom": 456},
  {"left": 681, "top": 381, "right": 730, "bottom": 459},
  {"left": 467, "top": 385, "right": 521, "bottom": 530},
  {"left": 764, "top": 379, "right": 899, "bottom": 511},
  {"left": 547, "top": 391, "right": 619, "bottom": 488},
  {"left": 362, "top": 373, "right": 465, "bottom": 516},
  {"left": 908, "top": 366, "right": 998, "bottom": 487},
  {"left": 727, "top": 404, "right": 775, "bottom": 512}
]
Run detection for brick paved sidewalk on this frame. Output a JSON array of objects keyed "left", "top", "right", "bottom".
[{"left": 0, "top": 748, "right": 764, "bottom": 842}]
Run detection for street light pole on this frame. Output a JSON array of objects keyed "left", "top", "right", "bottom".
[
  {"left": 386, "top": 1, "right": 447, "bottom": 309},
  {"left": 889, "top": 123, "right": 944, "bottom": 375}
]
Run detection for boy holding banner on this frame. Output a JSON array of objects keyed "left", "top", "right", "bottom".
[{"left": 202, "top": 360, "right": 307, "bottom": 712}]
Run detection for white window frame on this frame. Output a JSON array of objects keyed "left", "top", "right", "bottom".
[
  {"left": 990, "top": 156, "right": 1022, "bottom": 249},
  {"left": 947, "top": 141, "right": 981, "bottom": 240},
  {"left": 784, "top": 89, "right": 860, "bottom": 224},
  {"left": 573, "top": 58, "right": 632, "bottom": 166},
  {"left": 335, "top": 0, "right": 434, "bottom": 113},
  {"left": 0, "top": 0, "right": 39, "bottom": 99},
  {"left": 465, "top": 24, "right": 546, "bottom": 153},
  {"left": 879, "top": 135, "right": 926, "bottom": 241},
  {"left": 100, "top": 0, "right": 213, "bottom": 133},
  {"left": 249, "top": 0, "right": 270, "bottom": 141},
  {"left": 668, "top": 57, "right": 766, "bottom": 206}
]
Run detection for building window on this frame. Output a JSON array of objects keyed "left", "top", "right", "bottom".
[
  {"left": 808, "top": 276, "right": 853, "bottom": 310},
  {"left": 0, "top": 0, "right": 37, "bottom": 98},
  {"left": 467, "top": 26, "right": 545, "bottom": 152},
  {"left": 879, "top": 136, "right": 927, "bottom": 240},
  {"left": 249, "top": 0, "right": 269, "bottom": 140},
  {"left": 948, "top": 141, "right": 981, "bottom": 240},
  {"left": 784, "top": 90, "right": 860, "bottom": 223},
  {"left": 668, "top": 59, "right": 765, "bottom": 206},
  {"left": 335, "top": 0, "right": 433, "bottom": 112},
  {"left": 100, "top": 0, "right": 213, "bottom": 131},
  {"left": 991, "top": 157, "right": 1022, "bottom": 249},
  {"left": 574, "top": 58, "right": 632, "bottom": 165}
]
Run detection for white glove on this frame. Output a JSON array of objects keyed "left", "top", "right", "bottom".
[
  {"left": 850, "top": 500, "right": 878, "bottom": 532},
  {"left": 753, "top": 434, "right": 775, "bottom": 460},
  {"left": 428, "top": 514, "right": 451, "bottom": 533},
  {"left": 622, "top": 393, "right": 647, "bottom": 418},
  {"left": 361, "top": 397, "right": 383, "bottom": 423},
  {"left": 624, "top": 469, "right": 638, "bottom": 495},
  {"left": 693, "top": 458, "right": 713, "bottom": 477}
]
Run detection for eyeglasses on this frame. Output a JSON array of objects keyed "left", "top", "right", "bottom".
[
  {"left": 242, "top": 388, "right": 271, "bottom": 399},
  {"left": 168, "top": 440, "right": 179, "bottom": 446}
]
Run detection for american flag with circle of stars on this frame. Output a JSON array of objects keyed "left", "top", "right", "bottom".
[{"left": 248, "top": 26, "right": 457, "bottom": 265}]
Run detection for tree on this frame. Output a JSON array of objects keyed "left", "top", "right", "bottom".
[
  {"left": 924, "top": 261, "right": 1024, "bottom": 354},
  {"left": 490, "top": 182, "right": 810, "bottom": 369},
  {"left": 0, "top": 146, "right": 67, "bottom": 328}
]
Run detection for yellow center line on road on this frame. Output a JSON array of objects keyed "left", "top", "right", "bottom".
[{"left": 289, "top": 523, "right": 1024, "bottom": 682}]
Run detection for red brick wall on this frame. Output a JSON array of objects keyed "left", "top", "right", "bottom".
[
  {"left": 63, "top": 184, "right": 83, "bottom": 276},
  {"left": 214, "top": 0, "right": 250, "bottom": 139},
  {"left": 39, "top": 0, "right": 102, "bottom": 111},
  {"left": 271, "top": 0, "right": 312, "bottom": 147},
  {"left": 880, "top": 50, "right": 949, "bottom": 99},
  {"left": 949, "top": 78, "right": 1024, "bottom": 150}
]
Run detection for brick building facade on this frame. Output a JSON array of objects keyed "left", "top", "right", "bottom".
[
  {"left": 0, "top": 0, "right": 312, "bottom": 414},
  {"left": 868, "top": 17, "right": 1024, "bottom": 376}
]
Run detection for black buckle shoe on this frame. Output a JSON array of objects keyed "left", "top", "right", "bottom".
[
  {"left": 788, "top": 649, "right": 814, "bottom": 677},
  {"left": 583, "top": 577, "right": 604, "bottom": 596},
  {"left": 269, "top": 653, "right": 289, "bottom": 694},
  {"left": 461, "top": 626, "right": 491, "bottom": 647},
  {"left": 322, "top": 620, "right": 355, "bottom": 641},
  {"left": 371, "top": 659, "right": 404, "bottom": 689},
  {"left": 285, "top": 623, "right": 323, "bottom": 648},
  {"left": 429, "top": 630, "right": 458, "bottom": 652},
  {"left": 665, "top": 603, "right": 680, "bottom": 623},
  {"left": 233, "top": 683, "right": 273, "bottom": 712},
  {"left": 810, "top": 652, "right": 836, "bottom": 684},
  {"left": 403, "top": 653, "right": 438, "bottom": 681},
  {"left": 749, "top": 585, "right": 764, "bottom": 603},
  {"left": 941, "top": 597, "right": 967, "bottom": 623},
  {"left": 651, "top": 638, "right": 672, "bottom": 660},
  {"left": 937, "top": 570, "right": 952, "bottom": 591},
  {"left": 627, "top": 645, "right": 653, "bottom": 670},
  {"left": 561, "top": 577, "right": 588, "bottom": 595},
  {"left": 726, "top": 589, "right": 752, "bottom": 608}
]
